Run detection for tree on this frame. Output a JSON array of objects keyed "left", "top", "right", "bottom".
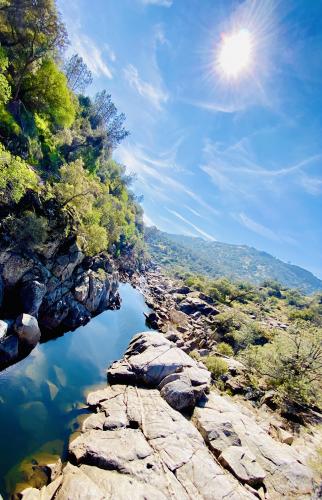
[
  {"left": 0, "top": 143, "right": 38, "bottom": 202},
  {"left": 0, "top": 0, "right": 68, "bottom": 101},
  {"left": 0, "top": 47, "right": 11, "bottom": 106},
  {"left": 90, "top": 90, "right": 129, "bottom": 149},
  {"left": 63, "top": 53, "right": 92, "bottom": 93},
  {"left": 21, "top": 58, "right": 76, "bottom": 127}
]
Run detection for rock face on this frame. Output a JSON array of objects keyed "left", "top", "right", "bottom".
[
  {"left": 21, "top": 331, "right": 317, "bottom": 499},
  {"left": 193, "top": 393, "right": 315, "bottom": 497},
  {"left": 0, "top": 244, "right": 121, "bottom": 370},
  {"left": 108, "top": 332, "right": 211, "bottom": 411}
]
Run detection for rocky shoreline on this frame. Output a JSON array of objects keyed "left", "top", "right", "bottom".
[{"left": 19, "top": 330, "right": 320, "bottom": 499}]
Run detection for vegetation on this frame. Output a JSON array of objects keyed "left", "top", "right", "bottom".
[
  {"left": 0, "top": 0, "right": 145, "bottom": 265},
  {"left": 242, "top": 322, "right": 322, "bottom": 407},
  {"left": 203, "top": 356, "right": 228, "bottom": 378},
  {"left": 174, "top": 267, "right": 322, "bottom": 410},
  {"left": 145, "top": 227, "right": 322, "bottom": 294}
]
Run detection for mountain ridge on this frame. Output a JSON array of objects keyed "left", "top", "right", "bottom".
[{"left": 145, "top": 227, "right": 322, "bottom": 294}]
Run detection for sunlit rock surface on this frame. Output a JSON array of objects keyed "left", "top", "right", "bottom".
[{"left": 20, "top": 332, "right": 318, "bottom": 499}]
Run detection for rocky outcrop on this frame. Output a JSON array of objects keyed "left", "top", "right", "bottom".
[
  {"left": 108, "top": 332, "right": 211, "bottom": 411},
  {"left": 20, "top": 331, "right": 318, "bottom": 499},
  {"left": 0, "top": 244, "right": 120, "bottom": 370}
]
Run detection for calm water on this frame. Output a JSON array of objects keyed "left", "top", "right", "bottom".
[{"left": 0, "top": 283, "right": 151, "bottom": 498}]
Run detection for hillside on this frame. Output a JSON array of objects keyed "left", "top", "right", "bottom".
[{"left": 145, "top": 227, "right": 322, "bottom": 294}]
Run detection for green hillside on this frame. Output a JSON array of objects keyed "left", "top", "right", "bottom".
[{"left": 145, "top": 227, "right": 322, "bottom": 294}]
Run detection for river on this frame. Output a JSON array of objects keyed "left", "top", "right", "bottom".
[{"left": 0, "top": 283, "right": 151, "bottom": 498}]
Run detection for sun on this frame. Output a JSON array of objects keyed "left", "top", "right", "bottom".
[{"left": 217, "top": 29, "right": 253, "bottom": 78}]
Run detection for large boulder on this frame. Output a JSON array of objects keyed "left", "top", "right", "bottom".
[
  {"left": 14, "top": 313, "right": 41, "bottom": 348},
  {"left": 108, "top": 332, "right": 211, "bottom": 411}
]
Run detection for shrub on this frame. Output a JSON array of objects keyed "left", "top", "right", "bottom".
[
  {"left": 4, "top": 211, "right": 48, "bottom": 250},
  {"left": 204, "top": 356, "right": 228, "bottom": 378},
  {"left": 189, "top": 350, "right": 200, "bottom": 361},
  {"left": 241, "top": 321, "right": 322, "bottom": 407},
  {"left": 216, "top": 342, "right": 234, "bottom": 357},
  {"left": 0, "top": 144, "right": 38, "bottom": 202}
]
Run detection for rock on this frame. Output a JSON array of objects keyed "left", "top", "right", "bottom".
[
  {"left": 0, "top": 274, "right": 3, "bottom": 308},
  {"left": 198, "top": 348, "right": 210, "bottom": 357},
  {"left": 66, "top": 385, "right": 254, "bottom": 500},
  {"left": 193, "top": 392, "right": 315, "bottom": 497},
  {"left": 270, "top": 424, "right": 294, "bottom": 445},
  {"left": 14, "top": 313, "right": 41, "bottom": 348},
  {"left": 52, "top": 242, "right": 84, "bottom": 282},
  {"left": 219, "top": 446, "right": 266, "bottom": 486},
  {"left": 0, "top": 319, "right": 8, "bottom": 340},
  {"left": 19, "top": 279, "right": 46, "bottom": 317},
  {"left": 107, "top": 332, "right": 211, "bottom": 411},
  {"left": 45, "top": 380, "right": 59, "bottom": 401},
  {"left": 144, "top": 311, "right": 160, "bottom": 329},
  {"left": 164, "top": 330, "right": 181, "bottom": 342},
  {"left": 0, "top": 334, "right": 19, "bottom": 365},
  {"left": 179, "top": 297, "right": 220, "bottom": 317}
]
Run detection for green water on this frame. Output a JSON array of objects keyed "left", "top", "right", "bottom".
[{"left": 0, "top": 283, "right": 151, "bottom": 497}]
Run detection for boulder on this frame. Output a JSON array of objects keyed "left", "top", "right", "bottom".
[
  {"left": 0, "top": 319, "right": 8, "bottom": 340},
  {"left": 107, "top": 332, "right": 211, "bottom": 411},
  {"left": 19, "top": 279, "right": 46, "bottom": 317},
  {"left": 179, "top": 297, "right": 220, "bottom": 317},
  {"left": 0, "top": 334, "right": 19, "bottom": 365},
  {"left": 219, "top": 446, "right": 266, "bottom": 486},
  {"left": 14, "top": 313, "right": 41, "bottom": 347},
  {"left": 51, "top": 242, "right": 84, "bottom": 282}
]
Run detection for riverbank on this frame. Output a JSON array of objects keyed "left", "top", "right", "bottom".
[
  {"left": 0, "top": 283, "right": 151, "bottom": 499},
  {"left": 20, "top": 330, "right": 321, "bottom": 499}
]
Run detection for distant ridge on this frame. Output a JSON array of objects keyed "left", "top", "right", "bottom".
[{"left": 145, "top": 227, "right": 322, "bottom": 294}]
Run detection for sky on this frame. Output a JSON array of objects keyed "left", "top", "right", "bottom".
[{"left": 58, "top": 0, "right": 322, "bottom": 278}]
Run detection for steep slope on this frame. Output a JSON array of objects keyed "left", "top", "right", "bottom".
[{"left": 145, "top": 227, "right": 322, "bottom": 294}]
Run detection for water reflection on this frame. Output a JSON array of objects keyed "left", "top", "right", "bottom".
[{"left": 0, "top": 283, "right": 151, "bottom": 498}]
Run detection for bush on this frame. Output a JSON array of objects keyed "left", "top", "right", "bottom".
[
  {"left": 241, "top": 321, "right": 322, "bottom": 407},
  {"left": 204, "top": 356, "right": 228, "bottom": 378},
  {"left": 0, "top": 144, "right": 38, "bottom": 202},
  {"left": 216, "top": 342, "right": 234, "bottom": 356},
  {"left": 4, "top": 211, "right": 48, "bottom": 250}
]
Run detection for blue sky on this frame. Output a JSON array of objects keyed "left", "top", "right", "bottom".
[{"left": 58, "top": 0, "right": 322, "bottom": 278}]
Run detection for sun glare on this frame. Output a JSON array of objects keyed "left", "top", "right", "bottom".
[{"left": 218, "top": 29, "right": 253, "bottom": 78}]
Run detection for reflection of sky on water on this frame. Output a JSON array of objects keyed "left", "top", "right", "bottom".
[{"left": 0, "top": 283, "right": 151, "bottom": 498}]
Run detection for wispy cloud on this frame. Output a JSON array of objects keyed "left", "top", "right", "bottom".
[
  {"left": 124, "top": 64, "right": 169, "bottom": 110},
  {"left": 298, "top": 175, "right": 322, "bottom": 196},
  {"left": 184, "top": 205, "right": 202, "bottom": 218},
  {"left": 140, "top": 0, "right": 172, "bottom": 7},
  {"left": 236, "top": 212, "right": 297, "bottom": 245},
  {"left": 116, "top": 142, "right": 219, "bottom": 217},
  {"left": 237, "top": 212, "right": 279, "bottom": 241},
  {"left": 201, "top": 138, "right": 322, "bottom": 198},
  {"left": 143, "top": 213, "right": 155, "bottom": 226},
  {"left": 167, "top": 209, "right": 216, "bottom": 241},
  {"left": 75, "top": 35, "right": 113, "bottom": 78}
]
